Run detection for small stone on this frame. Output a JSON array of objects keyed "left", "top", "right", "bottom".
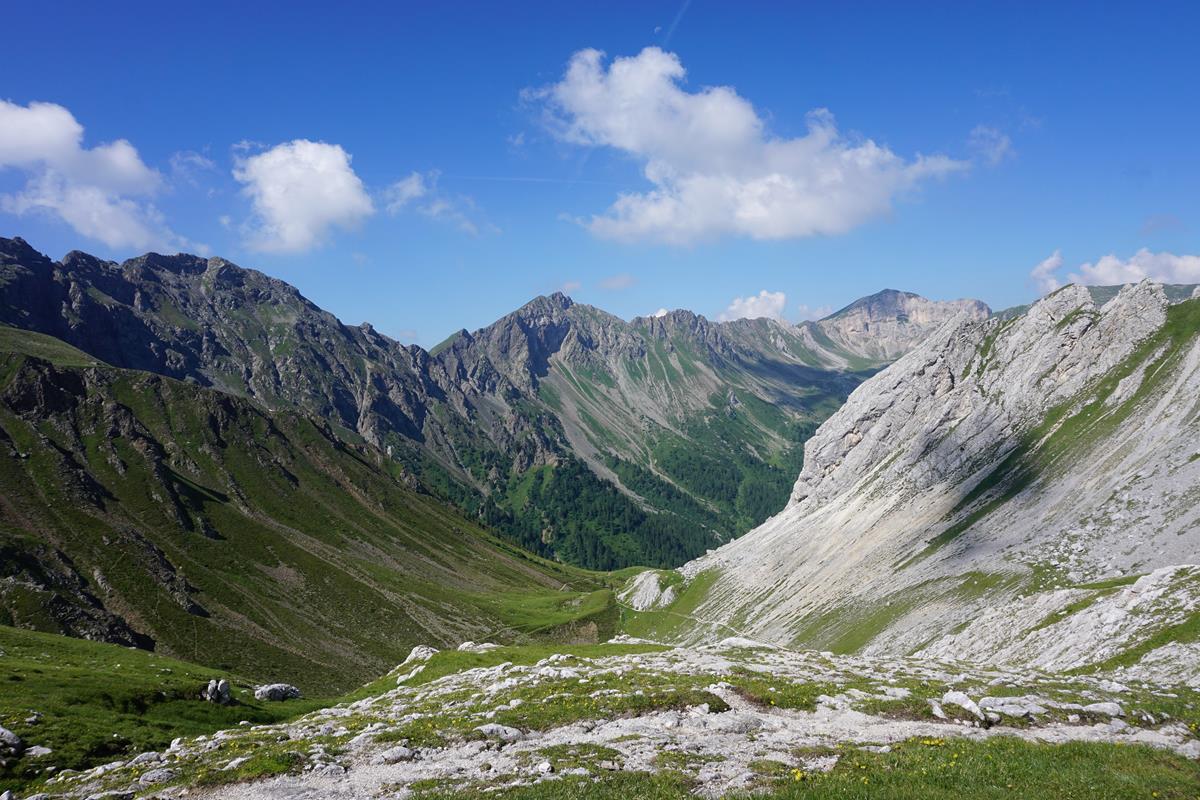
[
  {"left": 598, "top": 760, "right": 621, "bottom": 771},
  {"left": 536, "top": 760, "right": 554, "bottom": 774},
  {"left": 378, "top": 746, "right": 415, "bottom": 764},
  {"left": 1083, "top": 702, "right": 1124, "bottom": 717},
  {"left": 927, "top": 699, "right": 947, "bottom": 719},
  {"left": 474, "top": 724, "right": 525, "bottom": 742}
]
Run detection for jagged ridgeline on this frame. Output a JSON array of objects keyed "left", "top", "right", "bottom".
[
  {"left": 634, "top": 281, "right": 1200, "bottom": 685},
  {"left": 0, "top": 237, "right": 984, "bottom": 570},
  {"left": 0, "top": 324, "right": 619, "bottom": 692}
]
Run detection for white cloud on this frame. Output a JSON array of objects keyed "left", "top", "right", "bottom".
[
  {"left": 532, "top": 48, "right": 966, "bottom": 245},
  {"left": 384, "top": 170, "right": 489, "bottom": 235},
  {"left": 0, "top": 99, "right": 190, "bottom": 250},
  {"left": 718, "top": 289, "right": 787, "bottom": 322},
  {"left": 169, "top": 150, "right": 216, "bottom": 184},
  {"left": 652, "top": 307, "right": 669, "bottom": 317},
  {"left": 559, "top": 279, "right": 582, "bottom": 294},
  {"left": 1030, "top": 250, "right": 1064, "bottom": 295},
  {"left": 1068, "top": 249, "right": 1200, "bottom": 286},
  {"left": 795, "top": 303, "right": 833, "bottom": 321},
  {"left": 233, "top": 139, "right": 374, "bottom": 253},
  {"left": 968, "top": 125, "right": 1014, "bottom": 166},
  {"left": 599, "top": 273, "right": 635, "bottom": 290},
  {"left": 384, "top": 172, "right": 428, "bottom": 211}
]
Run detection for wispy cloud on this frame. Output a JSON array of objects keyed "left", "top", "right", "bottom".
[
  {"left": 384, "top": 170, "right": 494, "bottom": 235},
  {"left": 968, "top": 125, "right": 1015, "bottom": 166},
  {"left": 599, "top": 273, "right": 636, "bottom": 290},
  {"left": 1029, "top": 250, "right": 1064, "bottom": 294}
]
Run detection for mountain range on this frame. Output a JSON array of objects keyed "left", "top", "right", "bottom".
[{"left": 0, "top": 237, "right": 985, "bottom": 570}]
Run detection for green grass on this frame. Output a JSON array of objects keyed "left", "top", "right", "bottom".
[
  {"left": 0, "top": 350, "right": 617, "bottom": 698},
  {"left": 0, "top": 325, "right": 104, "bottom": 367},
  {"left": 0, "top": 625, "right": 327, "bottom": 792}
]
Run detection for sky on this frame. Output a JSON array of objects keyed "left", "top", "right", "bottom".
[{"left": 2, "top": 1, "right": 1198, "bottom": 346}]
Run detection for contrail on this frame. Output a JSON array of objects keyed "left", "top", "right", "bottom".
[{"left": 663, "top": 0, "right": 693, "bottom": 46}]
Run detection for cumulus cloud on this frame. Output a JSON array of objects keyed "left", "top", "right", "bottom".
[
  {"left": 1068, "top": 249, "right": 1200, "bottom": 286},
  {"left": 531, "top": 48, "right": 966, "bottom": 245},
  {"left": 384, "top": 170, "right": 490, "bottom": 235},
  {"left": 718, "top": 290, "right": 787, "bottom": 322},
  {"left": 234, "top": 139, "right": 374, "bottom": 253},
  {"left": 968, "top": 125, "right": 1014, "bottom": 166},
  {"left": 0, "top": 99, "right": 190, "bottom": 250},
  {"left": 1030, "top": 250, "right": 1064, "bottom": 294},
  {"left": 1030, "top": 248, "right": 1200, "bottom": 294},
  {"left": 651, "top": 307, "right": 670, "bottom": 317}
]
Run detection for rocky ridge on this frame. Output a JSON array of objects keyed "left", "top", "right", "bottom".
[
  {"left": 0, "top": 237, "right": 983, "bottom": 569},
  {"left": 665, "top": 281, "right": 1200, "bottom": 682}
]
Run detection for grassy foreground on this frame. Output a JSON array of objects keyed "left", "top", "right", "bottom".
[
  {"left": 416, "top": 737, "right": 1200, "bottom": 799},
  {"left": 0, "top": 625, "right": 334, "bottom": 792}
]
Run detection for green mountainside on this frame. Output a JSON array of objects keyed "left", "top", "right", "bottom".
[
  {"left": 0, "top": 326, "right": 612, "bottom": 693},
  {"left": 0, "top": 238, "right": 982, "bottom": 571}
]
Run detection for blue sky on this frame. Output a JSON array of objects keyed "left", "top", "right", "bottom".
[{"left": 2, "top": 1, "right": 1198, "bottom": 345}]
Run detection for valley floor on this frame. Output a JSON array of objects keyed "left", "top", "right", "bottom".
[{"left": 25, "top": 639, "right": 1200, "bottom": 799}]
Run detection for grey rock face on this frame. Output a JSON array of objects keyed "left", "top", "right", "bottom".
[
  {"left": 679, "top": 281, "right": 1200, "bottom": 682},
  {"left": 254, "top": 683, "right": 301, "bottom": 702},
  {"left": 815, "top": 289, "right": 990, "bottom": 362}
]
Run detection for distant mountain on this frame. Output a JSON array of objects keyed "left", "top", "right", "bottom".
[
  {"left": 0, "top": 325, "right": 608, "bottom": 691},
  {"left": 0, "top": 237, "right": 987, "bottom": 569},
  {"left": 645, "top": 281, "right": 1200, "bottom": 685},
  {"left": 814, "top": 288, "right": 990, "bottom": 363}
]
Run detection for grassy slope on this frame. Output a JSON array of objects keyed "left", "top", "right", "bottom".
[
  {"left": 0, "top": 328, "right": 617, "bottom": 697},
  {"left": 0, "top": 625, "right": 325, "bottom": 791}
]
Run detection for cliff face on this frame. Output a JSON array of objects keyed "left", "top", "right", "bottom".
[
  {"left": 813, "top": 288, "right": 991, "bottom": 363},
  {"left": 671, "top": 282, "right": 1200, "bottom": 683}
]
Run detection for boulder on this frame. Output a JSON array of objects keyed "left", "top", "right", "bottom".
[
  {"left": 941, "top": 691, "right": 984, "bottom": 720},
  {"left": 201, "top": 678, "right": 231, "bottom": 704},
  {"left": 1083, "top": 701, "right": 1124, "bottom": 717},
  {"left": 254, "top": 683, "right": 302, "bottom": 702},
  {"left": 0, "top": 725, "right": 24, "bottom": 764},
  {"left": 139, "top": 768, "right": 176, "bottom": 785}
]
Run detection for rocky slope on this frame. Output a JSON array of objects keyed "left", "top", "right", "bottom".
[
  {"left": 648, "top": 281, "right": 1200, "bottom": 684},
  {"left": 0, "top": 237, "right": 983, "bottom": 569},
  {"left": 30, "top": 639, "right": 1200, "bottom": 799},
  {"left": 0, "top": 327, "right": 609, "bottom": 692},
  {"left": 813, "top": 288, "right": 990, "bottom": 363}
]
